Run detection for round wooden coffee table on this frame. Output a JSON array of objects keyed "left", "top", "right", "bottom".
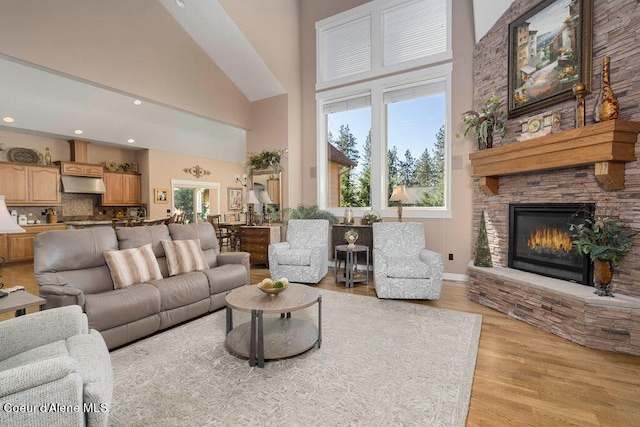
[{"left": 225, "top": 283, "right": 322, "bottom": 367}]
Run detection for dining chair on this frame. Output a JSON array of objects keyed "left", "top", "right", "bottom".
[{"left": 207, "top": 215, "right": 233, "bottom": 250}]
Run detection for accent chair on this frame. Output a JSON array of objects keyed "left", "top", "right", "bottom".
[
  {"left": 268, "top": 219, "right": 329, "bottom": 283},
  {"left": 372, "top": 222, "right": 443, "bottom": 299},
  {"left": 0, "top": 305, "right": 113, "bottom": 427}
]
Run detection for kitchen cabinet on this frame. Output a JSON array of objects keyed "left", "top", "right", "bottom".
[
  {"left": 239, "top": 225, "right": 281, "bottom": 265},
  {"left": 59, "top": 161, "right": 103, "bottom": 177},
  {"left": 6, "top": 224, "right": 67, "bottom": 263},
  {"left": 0, "top": 162, "right": 60, "bottom": 206},
  {"left": 102, "top": 172, "right": 141, "bottom": 206}
]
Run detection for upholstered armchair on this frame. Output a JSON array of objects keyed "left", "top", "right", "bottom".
[
  {"left": 372, "top": 222, "right": 443, "bottom": 299},
  {"left": 269, "top": 219, "right": 329, "bottom": 283},
  {"left": 0, "top": 305, "right": 113, "bottom": 427}
]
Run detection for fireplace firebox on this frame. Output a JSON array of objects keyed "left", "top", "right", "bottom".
[{"left": 508, "top": 203, "right": 594, "bottom": 285}]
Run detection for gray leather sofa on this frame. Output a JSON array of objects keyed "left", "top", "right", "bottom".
[{"left": 34, "top": 223, "right": 250, "bottom": 349}]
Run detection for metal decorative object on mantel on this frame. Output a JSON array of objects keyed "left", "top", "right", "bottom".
[
  {"left": 516, "top": 111, "right": 561, "bottom": 141},
  {"left": 183, "top": 164, "right": 211, "bottom": 179}
]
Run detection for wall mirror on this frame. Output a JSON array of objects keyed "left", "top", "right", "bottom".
[{"left": 252, "top": 170, "right": 282, "bottom": 222}]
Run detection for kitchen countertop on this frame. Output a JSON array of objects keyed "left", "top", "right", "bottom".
[{"left": 63, "top": 220, "right": 113, "bottom": 226}]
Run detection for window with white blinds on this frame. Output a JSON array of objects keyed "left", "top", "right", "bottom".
[
  {"left": 316, "top": 0, "right": 451, "bottom": 89},
  {"left": 383, "top": 80, "right": 446, "bottom": 104},
  {"left": 323, "top": 95, "right": 371, "bottom": 115},
  {"left": 382, "top": 0, "right": 448, "bottom": 67},
  {"left": 320, "top": 16, "right": 372, "bottom": 82}
]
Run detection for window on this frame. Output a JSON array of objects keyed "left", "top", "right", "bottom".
[
  {"left": 316, "top": 0, "right": 452, "bottom": 219},
  {"left": 316, "top": 0, "right": 451, "bottom": 89},
  {"left": 317, "top": 65, "right": 452, "bottom": 219},
  {"left": 385, "top": 81, "right": 446, "bottom": 208},
  {"left": 324, "top": 95, "right": 372, "bottom": 208}
]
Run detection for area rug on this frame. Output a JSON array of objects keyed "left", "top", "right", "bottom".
[{"left": 108, "top": 290, "right": 482, "bottom": 426}]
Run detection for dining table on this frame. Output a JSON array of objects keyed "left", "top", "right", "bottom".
[{"left": 219, "top": 221, "right": 245, "bottom": 250}]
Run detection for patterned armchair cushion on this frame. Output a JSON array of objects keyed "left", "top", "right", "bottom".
[
  {"left": 277, "top": 248, "right": 312, "bottom": 266},
  {"left": 386, "top": 258, "right": 431, "bottom": 279},
  {"left": 373, "top": 222, "right": 425, "bottom": 257},
  {"left": 286, "top": 220, "right": 329, "bottom": 248}
]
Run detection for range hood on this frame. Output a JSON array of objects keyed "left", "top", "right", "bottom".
[{"left": 61, "top": 175, "right": 106, "bottom": 194}]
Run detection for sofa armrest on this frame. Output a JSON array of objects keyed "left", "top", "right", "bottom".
[
  {"left": 268, "top": 242, "right": 291, "bottom": 268},
  {"left": 217, "top": 251, "right": 251, "bottom": 286},
  {"left": 0, "top": 306, "right": 88, "bottom": 360},
  {"left": 217, "top": 251, "right": 249, "bottom": 265},
  {"left": 372, "top": 249, "right": 388, "bottom": 277},
  {"left": 39, "top": 284, "right": 86, "bottom": 309},
  {"left": 419, "top": 248, "right": 443, "bottom": 269},
  {"left": 0, "top": 356, "right": 77, "bottom": 397}
]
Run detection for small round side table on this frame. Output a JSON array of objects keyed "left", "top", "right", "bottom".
[{"left": 334, "top": 244, "right": 369, "bottom": 288}]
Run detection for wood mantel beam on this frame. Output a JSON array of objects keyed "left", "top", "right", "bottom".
[
  {"left": 595, "top": 161, "right": 626, "bottom": 190},
  {"left": 469, "top": 120, "right": 640, "bottom": 194},
  {"left": 479, "top": 176, "right": 499, "bottom": 196}
]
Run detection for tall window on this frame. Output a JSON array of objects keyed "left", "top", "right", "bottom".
[
  {"left": 316, "top": 0, "right": 452, "bottom": 219},
  {"left": 317, "top": 66, "right": 451, "bottom": 218},
  {"left": 385, "top": 81, "right": 446, "bottom": 208},
  {"left": 324, "top": 96, "right": 372, "bottom": 208}
]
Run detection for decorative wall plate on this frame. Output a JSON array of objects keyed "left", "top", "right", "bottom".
[
  {"left": 105, "top": 161, "right": 118, "bottom": 171},
  {"left": 7, "top": 147, "right": 42, "bottom": 164}
]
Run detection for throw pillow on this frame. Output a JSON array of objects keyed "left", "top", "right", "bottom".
[
  {"left": 103, "top": 243, "right": 163, "bottom": 289},
  {"left": 161, "top": 239, "right": 209, "bottom": 276}
]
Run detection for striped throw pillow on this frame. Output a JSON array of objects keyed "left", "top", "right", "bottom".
[
  {"left": 161, "top": 239, "right": 209, "bottom": 276},
  {"left": 103, "top": 243, "right": 163, "bottom": 289}
]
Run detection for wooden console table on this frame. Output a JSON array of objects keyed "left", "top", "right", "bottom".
[{"left": 469, "top": 120, "right": 640, "bottom": 195}]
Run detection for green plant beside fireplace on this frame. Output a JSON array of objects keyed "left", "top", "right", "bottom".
[{"left": 569, "top": 216, "right": 636, "bottom": 266}]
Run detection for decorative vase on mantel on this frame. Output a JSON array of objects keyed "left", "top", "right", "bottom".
[
  {"left": 593, "top": 260, "right": 614, "bottom": 297},
  {"left": 593, "top": 56, "right": 620, "bottom": 123}
]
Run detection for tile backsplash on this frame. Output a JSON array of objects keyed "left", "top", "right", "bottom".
[{"left": 62, "top": 196, "right": 94, "bottom": 216}]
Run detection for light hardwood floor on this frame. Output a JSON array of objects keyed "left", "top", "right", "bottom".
[{"left": 3, "top": 261, "right": 640, "bottom": 426}]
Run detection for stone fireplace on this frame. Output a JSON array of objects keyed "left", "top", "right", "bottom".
[
  {"left": 466, "top": 123, "right": 640, "bottom": 356},
  {"left": 508, "top": 203, "right": 593, "bottom": 285},
  {"left": 466, "top": 0, "right": 640, "bottom": 355}
]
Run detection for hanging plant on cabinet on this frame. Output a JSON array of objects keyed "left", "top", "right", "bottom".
[{"left": 247, "top": 148, "right": 287, "bottom": 174}]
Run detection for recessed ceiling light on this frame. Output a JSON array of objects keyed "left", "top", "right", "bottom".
[
  {"left": 128, "top": 139, "right": 135, "bottom": 144},
  {"left": 2, "top": 117, "right": 15, "bottom": 123},
  {"left": 133, "top": 99, "right": 142, "bottom": 106},
  {"left": 176, "top": 0, "right": 186, "bottom": 8},
  {"left": 74, "top": 129, "right": 84, "bottom": 135}
]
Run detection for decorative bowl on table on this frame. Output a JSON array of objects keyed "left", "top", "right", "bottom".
[{"left": 258, "top": 278, "right": 289, "bottom": 295}]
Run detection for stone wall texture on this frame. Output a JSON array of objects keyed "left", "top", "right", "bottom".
[{"left": 472, "top": 0, "right": 640, "bottom": 299}]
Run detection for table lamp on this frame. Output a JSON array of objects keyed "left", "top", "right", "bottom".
[
  {"left": 389, "top": 185, "right": 409, "bottom": 222},
  {"left": 0, "top": 195, "right": 25, "bottom": 290},
  {"left": 243, "top": 190, "right": 260, "bottom": 225},
  {"left": 258, "top": 190, "right": 272, "bottom": 224}
]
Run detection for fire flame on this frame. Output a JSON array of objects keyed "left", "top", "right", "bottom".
[{"left": 527, "top": 227, "right": 573, "bottom": 253}]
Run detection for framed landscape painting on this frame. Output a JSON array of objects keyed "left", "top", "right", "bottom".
[
  {"left": 228, "top": 187, "right": 243, "bottom": 211},
  {"left": 508, "top": 0, "right": 592, "bottom": 117}
]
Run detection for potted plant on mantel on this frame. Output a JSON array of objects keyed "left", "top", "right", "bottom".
[
  {"left": 569, "top": 216, "right": 637, "bottom": 296},
  {"left": 459, "top": 95, "right": 507, "bottom": 150}
]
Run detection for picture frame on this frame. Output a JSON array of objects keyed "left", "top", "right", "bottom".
[
  {"left": 508, "top": 0, "right": 592, "bottom": 118},
  {"left": 154, "top": 188, "right": 168, "bottom": 204},
  {"left": 228, "top": 187, "right": 243, "bottom": 211}
]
